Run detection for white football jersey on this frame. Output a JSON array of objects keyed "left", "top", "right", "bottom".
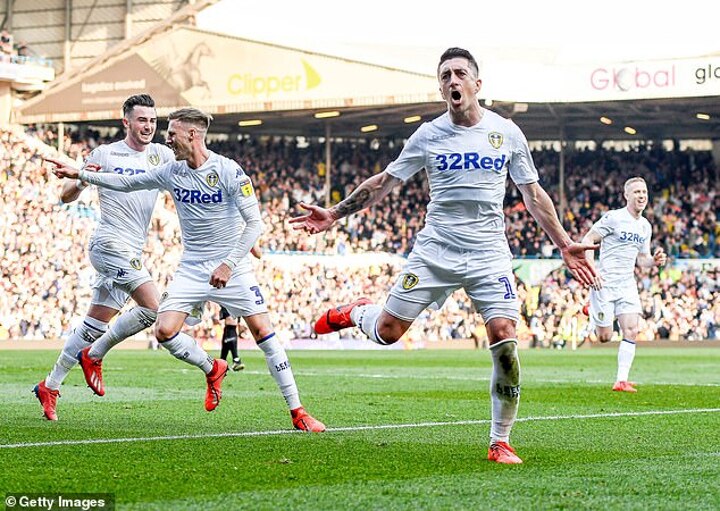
[
  {"left": 81, "top": 151, "right": 259, "bottom": 268},
  {"left": 85, "top": 140, "right": 174, "bottom": 252},
  {"left": 386, "top": 110, "right": 538, "bottom": 249},
  {"left": 590, "top": 207, "right": 652, "bottom": 286}
]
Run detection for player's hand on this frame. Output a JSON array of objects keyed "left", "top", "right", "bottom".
[
  {"left": 653, "top": 247, "right": 667, "bottom": 267},
  {"left": 210, "top": 263, "right": 232, "bottom": 289},
  {"left": 560, "top": 242, "right": 602, "bottom": 289},
  {"left": 250, "top": 244, "right": 262, "bottom": 259},
  {"left": 44, "top": 157, "right": 80, "bottom": 179},
  {"left": 288, "top": 202, "right": 336, "bottom": 234}
]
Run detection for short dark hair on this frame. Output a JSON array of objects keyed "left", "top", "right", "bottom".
[
  {"left": 168, "top": 107, "right": 213, "bottom": 131},
  {"left": 122, "top": 94, "right": 155, "bottom": 117},
  {"left": 438, "top": 47, "right": 479, "bottom": 77}
]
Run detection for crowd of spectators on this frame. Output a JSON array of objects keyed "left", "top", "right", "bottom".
[
  {"left": 29, "top": 126, "right": 720, "bottom": 259},
  {"left": 507, "top": 147, "right": 720, "bottom": 258},
  {"left": 1, "top": 126, "right": 718, "bottom": 347},
  {"left": 0, "top": 30, "right": 38, "bottom": 64},
  {"left": 0, "top": 30, "right": 52, "bottom": 66}
]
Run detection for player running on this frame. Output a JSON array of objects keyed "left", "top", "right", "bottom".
[
  {"left": 291, "top": 47, "right": 600, "bottom": 461},
  {"left": 582, "top": 177, "right": 666, "bottom": 392},
  {"left": 34, "top": 94, "right": 173, "bottom": 420},
  {"left": 49, "top": 107, "right": 324, "bottom": 432}
]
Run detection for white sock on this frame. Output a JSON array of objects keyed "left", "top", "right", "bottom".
[
  {"left": 160, "top": 332, "right": 214, "bottom": 374},
  {"left": 46, "top": 316, "right": 108, "bottom": 390},
  {"left": 617, "top": 338, "right": 636, "bottom": 382},
  {"left": 257, "top": 333, "right": 301, "bottom": 410},
  {"left": 489, "top": 339, "right": 521, "bottom": 444},
  {"left": 351, "top": 304, "right": 392, "bottom": 345},
  {"left": 88, "top": 307, "right": 156, "bottom": 359}
]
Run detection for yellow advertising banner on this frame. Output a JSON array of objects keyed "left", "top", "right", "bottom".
[{"left": 16, "top": 27, "right": 439, "bottom": 123}]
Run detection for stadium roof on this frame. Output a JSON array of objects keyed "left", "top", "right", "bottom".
[{"left": 12, "top": 2, "right": 720, "bottom": 142}]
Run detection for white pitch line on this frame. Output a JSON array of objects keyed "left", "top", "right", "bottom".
[
  {"left": 225, "top": 370, "right": 720, "bottom": 386},
  {"left": 3, "top": 407, "right": 720, "bottom": 450}
]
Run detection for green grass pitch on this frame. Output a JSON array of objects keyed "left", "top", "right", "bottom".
[{"left": 1, "top": 348, "right": 719, "bottom": 510}]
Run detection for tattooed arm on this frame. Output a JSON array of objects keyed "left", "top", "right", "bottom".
[
  {"left": 289, "top": 171, "right": 402, "bottom": 235},
  {"left": 331, "top": 171, "right": 401, "bottom": 219}
]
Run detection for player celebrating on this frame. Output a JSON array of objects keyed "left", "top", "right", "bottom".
[
  {"left": 34, "top": 94, "right": 174, "bottom": 421},
  {"left": 582, "top": 177, "right": 666, "bottom": 393},
  {"left": 291, "top": 47, "right": 599, "bottom": 462},
  {"left": 50, "top": 108, "right": 324, "bottom": 432}
]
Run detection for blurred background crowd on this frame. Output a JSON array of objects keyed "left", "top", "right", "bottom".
[
  {"left": 2, "top": 126, "right": 719, "bottom": 347},
  {"left": 1, "top": 29, "right": 45, "bottom": 65}
]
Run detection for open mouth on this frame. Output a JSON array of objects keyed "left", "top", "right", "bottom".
[{"left": 451, "top": 90, "right": 462, "bottom": 101}]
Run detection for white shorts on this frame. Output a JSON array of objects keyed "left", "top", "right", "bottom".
[
  {"left": 588, "top": 284, "right": 641, "bottom": 328},
  {"left": 385, "top": 237, "right": 519, "bottom": 323},
  {"left": 159, "top": 259, "right": 269, "bottom": 319},
  {"left": 88, "top": 239, "right": 153, "bottom": 310}
]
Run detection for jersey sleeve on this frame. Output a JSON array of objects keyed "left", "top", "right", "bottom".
[
  {"left": 507, "top": 123, "right": 539, "bottom": 185},
  {"left": 590, "top": 211, "right": 615, "bottom": 239},
  {"left": 226, "top": 165, "right": 259, "bottom": 211},
  {"left": 641, "top": 220, "right": 652, "bottom": 255},
  {"left": 385, "top": 124, "right": 428, "bottom": 182},
  {"left": 221, "top": 163, "right": 263, "bottom": 269}
]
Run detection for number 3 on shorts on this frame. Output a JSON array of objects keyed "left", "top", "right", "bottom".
[{"left": 250, "top": 285, "right": 265, "bottom": 305}]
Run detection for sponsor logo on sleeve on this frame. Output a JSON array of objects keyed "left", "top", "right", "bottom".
[{"left": 240, "top": 178, "right": 254, "bottom": 197}]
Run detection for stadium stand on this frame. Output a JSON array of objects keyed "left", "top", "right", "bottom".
[{"left": 1, "top": 127, "right": 718, "bottom": 346}]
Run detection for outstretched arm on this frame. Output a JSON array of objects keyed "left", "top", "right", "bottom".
[
  {"left": 46, "top": 157, "right": 163, "bottom": 192},
  {"left": 289, "top": 171, "right": 402, "bottom": 234},
  {"left": 517, "top": 182, "right": 600, "bottom": 287}
]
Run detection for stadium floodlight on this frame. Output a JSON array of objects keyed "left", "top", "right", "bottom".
[
  {"left": 403, "top": 115, "right": 422, "bottom": 124},
  {"left": 513, "top": 103, "right": 528, "bottom": 113},
  {"left": 314, "top": 111, "right": 341, "bottom": 119},
  {"left": 483, "top": 99, "right": 493, "bottom": 106},
  {"left": 624, "top": 126, "right": 637, "bottom": 135},
  {"left": 238, "top": 119, "right": 263, "bottom": 127},
  {"left": 600, "top": 117, "right": 613, "bottom": 125},
  {"left": 360, "top": 124, "right": 378, "bottom": 133},
  {"left": 696, "top": 113, "right": 711, "bottom": 120}
]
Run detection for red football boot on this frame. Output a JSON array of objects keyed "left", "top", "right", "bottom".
[
  {"left": 205, "top": 359, "right": 228, "bottom": 411},
  {"left": 612, "top": 381, "right": 638, "bottom": 393},
  {"left": 291, "top": 407, "right": 326, "bottom": 432},
  {"left": 33, "top": 381, "right": 60, "bottom": 421},
  {"left": 314, "top": 298, "right": 372, "bottom": 335},
  {"left": 488, "top": 441, "right": 523, "bottom": 464},
  {"left": 77, "top": 347, "right": 105, "bottom": 396}
]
